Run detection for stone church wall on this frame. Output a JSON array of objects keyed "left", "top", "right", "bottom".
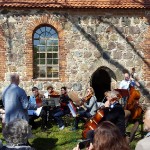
[{"left": 0, "top": 8, "right": 149, "bottom": 102}]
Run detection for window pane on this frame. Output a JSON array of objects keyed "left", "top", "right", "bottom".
[
  {"left": 47, "top": 66, "right": 52, "bottom": 77},
  {"left": 40, "top": 53, "right": 45, "bottom": 58},
  {"left": 47, "top": 53, "right": 52, "bottom": 58},
  {"left": 53, "top": 46, "right": 58, "bottom": 52},
  {"left": 34, "top": 33, "right": 40, "bottom": 39},
  {"left": 40, "top": 33, "right": 45, "bottom": 38},
  {"left": 47, "top": 59, "right": 52, "bottom": 64},
  {"left": 50, "top": 29, "right": 56, "bottom": 35},
  {"left": 53, "top": 40, "right": 58, "bottom": 45},
  {"left": 39, "top": 66, "right": 46, "bottom": 77},
  {"left": 47, "top": 40, "right": 53, "bottom": 46},
  {"left": 52, "top": 66, "right": 59, "bottom": 72},
  {"left": 53, "top": 59, "right": 58, "bottom": 64},
  {"left": 53, "top": 72, "right": 58, "bottom": 77},
  {"left": 53, "top": 53, "right": 58, "bottom": 58},
  {"left": 39, "top": 59, "right": 45, "bottom": 64},
  {"left": 46, "top": 27, "right": 51, "bottom": 32},
  {"left": 52, "top": 34, "right": 58, "bottom": 38},
  {"left": 39, "top": 46, "right": 45, "bottom": 52},
  {"left": 41, "top": 27, "right": 46, "bottom": 32},
  {"left": 34, "top": 40, "right": 40, "bottom": 45},
  {"left": 40, "top": 39, "right": 45, "bottom": 45},
  {"left": 47, "top": 46, "right": 52, "bottom": 52}
]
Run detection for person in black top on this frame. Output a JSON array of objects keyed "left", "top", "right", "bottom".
[
  {"left": 53, "top": 86, "right": 70, "bottom": 130},
  {"left": 86, "top": 90, "right": 125, "bottom": 142},
  {"left": 103, "top": 90, "right": 125, "bottom": 136}
]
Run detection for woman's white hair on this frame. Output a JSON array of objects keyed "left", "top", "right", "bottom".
[
  {"left": 2, "top": 118, "right": 32, "bottom": 145},
  {"left": 106, "top": 90, "right": 119, "bottom": 99}
]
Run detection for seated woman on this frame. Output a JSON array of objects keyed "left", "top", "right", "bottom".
[
  {"left": 73, "top": 121, "right": 130, "bottom": 150},
  {"left": 0, "top": 118, "right": 34, "bottom": 150},
  {"left": 72, "top": 87, "right": 98, "bottom": 131}
]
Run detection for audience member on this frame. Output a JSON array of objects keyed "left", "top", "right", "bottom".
[
  {"left": 73, "top": 121, "right": 130, "bottom": 150},
  {"left": 0, "top": 118, "right": 34, "bottom": 150},
  {"left": 135, "top": 107, "right": 150, "bottom": 150}
]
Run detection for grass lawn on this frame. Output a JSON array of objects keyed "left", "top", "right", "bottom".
[{"left": 0, "top": 118, "right": 144, "bottom": 150}]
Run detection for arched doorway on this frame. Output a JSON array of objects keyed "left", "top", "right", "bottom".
[{"left": 91, "top": 66, "right": 116, "bottom": 102}]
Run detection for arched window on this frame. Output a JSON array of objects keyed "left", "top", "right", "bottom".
[{"left": 33, "top": 26, "right": 59, "bottom": 79}]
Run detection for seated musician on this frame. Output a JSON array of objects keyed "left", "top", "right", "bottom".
[
  {"left": 28, "top": 87, "right": 47, "bottom": 130},
  {"left": 72, "top": 87, "right": 98, "bottom": 131},
  {"left": 53, "top": 86, "right": 71, "bottom": 130},
  {"left": 86, "top": 90, "right": 126, "bottom": 142},
  {"left": 119, "top": 72, "right": 140, "bottom": 105},
  {"left": 44, "top": 85, "right": 59, "bottom": 98}
]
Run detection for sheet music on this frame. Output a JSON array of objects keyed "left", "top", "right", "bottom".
[
  {"left": 34, "top": 107, "right": 42, "bottom": 116},
  {"left": 28, "top": 107, "right": 42, "bottom": 116},
  {"left": 68, "top": 102, "right": 77, "bottom": 117}
]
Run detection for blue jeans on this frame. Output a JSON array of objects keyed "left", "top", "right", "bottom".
[{"left": 53, "top": 109, "right": 70, "bottom": 128}]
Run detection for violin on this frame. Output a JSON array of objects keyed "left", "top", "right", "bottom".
[
  {"left": 35, "top": 94, "right": 43, "bottom": 105},
  {"left": 81, "top": 94, "right": 93, "bottom": 105},
  {"left": 49, "top": 90, "right": 60, "bottom": 97}
]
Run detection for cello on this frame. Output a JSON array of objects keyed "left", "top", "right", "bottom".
[
  {"left": 82, "top": 91, "right": 121, "bottom": 139},
  {"left": 125, "top": 86, "right": 143, "bottom": 120}
]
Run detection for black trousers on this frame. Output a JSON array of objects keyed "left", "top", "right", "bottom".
[{"left": 29, "top": 106, "right": 48, "bottom": 129}]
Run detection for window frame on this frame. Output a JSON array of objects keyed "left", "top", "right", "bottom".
[{"left": 33, "top": 25, "right": 59, "bottom": 79}]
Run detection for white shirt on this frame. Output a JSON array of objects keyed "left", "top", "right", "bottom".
[{"left": 119, "top": 80, "right": 130, "bottom": 89}]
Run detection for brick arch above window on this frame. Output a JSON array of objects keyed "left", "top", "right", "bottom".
[
  {"left": 25, "top": 15, "right": 68, "bottom": 82},
  {"left": 0, "top": 27, "right": 6, "bottom": 81}
]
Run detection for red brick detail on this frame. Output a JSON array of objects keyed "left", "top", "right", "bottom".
[
  {"left": 0, "top": 0, "right": 149, "bottom": 9},
  {"left": 25, "top": 14, "right": 68, "bottom": 82},
  {"left": 0, "top": 27, "right": 6, "bottom": 81}
]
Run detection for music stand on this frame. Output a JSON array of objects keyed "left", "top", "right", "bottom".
[{"left": 114, "top": 89, "right": 129, "bottom": 97}]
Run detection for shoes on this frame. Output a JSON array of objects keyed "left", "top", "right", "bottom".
[
  {"left": 71, "top": 127, "right": 78, "bottom": 131},
  {"left": 59, "top": 125, "right": 65, "bottom": 130}
]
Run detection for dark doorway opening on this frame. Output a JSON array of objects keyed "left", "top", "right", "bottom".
[{"left": 91, "top": 67, "right": 112, "bottom": 102}]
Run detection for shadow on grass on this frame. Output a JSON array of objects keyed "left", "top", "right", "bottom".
[{"left": 31, "top": 137, "right": 58, "bottom": 150}]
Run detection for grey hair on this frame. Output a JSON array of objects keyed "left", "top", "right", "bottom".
[
  {"left": 2, "top": 119, "right": 32, "bottom": 145},
  {"left": 106, "top": 90, "right": 119, "bottom": 99},
  {"left": 10, "top": 73, "right": 19, "bottom": 83}
]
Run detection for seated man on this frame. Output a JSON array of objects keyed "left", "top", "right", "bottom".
[
  {"left": 1, "top": 118, "right": 34, "bottom": 149},
  {"left": 53, "top": 86, "right": 71, "bottom": 130},
  {"left": 85, "top": 90, "right": 125, "bottom": 142},
  {"left": 28, "top": 87, "right": 47, "bottom": 130},
  {"left": 119, "top": 72, "right": 140, "bottom": 106},
  {"left": 135, "top": 107, "right": 150, "bottom": 150}
]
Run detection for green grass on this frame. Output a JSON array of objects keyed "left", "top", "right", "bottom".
[{"left": 0, "top": 118, "right": 144, "bottom": 150}]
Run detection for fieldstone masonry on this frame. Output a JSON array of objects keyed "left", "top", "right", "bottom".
[{"left": 0, "top": 9, "right": 149, "bottom": 103}]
